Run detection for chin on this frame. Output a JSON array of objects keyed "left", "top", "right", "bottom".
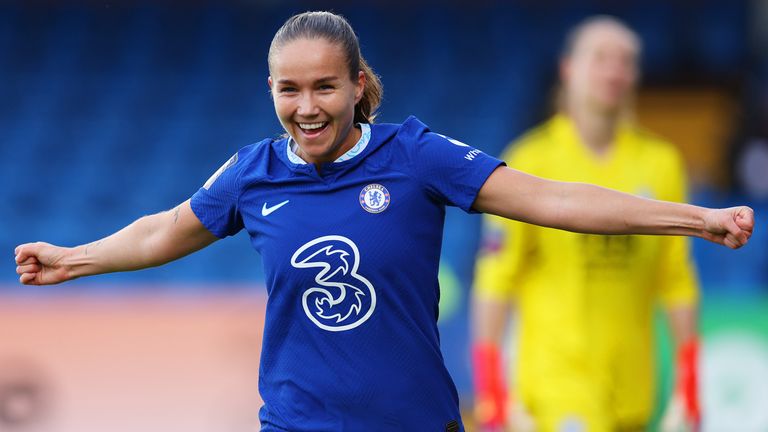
[
  {"left": 593, "top": 99, "right": 625, "bottom": 115},
  {"left": 301, "top": 142, "right": 337, "bottom": 161}
]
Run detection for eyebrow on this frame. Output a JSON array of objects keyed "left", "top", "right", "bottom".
[{"left": 277, "top": 76, "right": 340, "bottom": 85}]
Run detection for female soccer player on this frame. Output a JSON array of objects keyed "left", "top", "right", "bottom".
[{"left": 15, "top": 11, "right": 753, "bottom": 432}]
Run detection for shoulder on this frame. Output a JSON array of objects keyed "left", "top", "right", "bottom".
[
  {"left": 202, "top": 137, "right": 277, "bottom": 190},
  {"left": 238, "top": 137, "right": 285, "bottom": 173},
  {"left": 387, "top": 115, "right": 472, "bottom": 150},
  {"left": 370, "top": 116, "right": 499, "bottom": 169},
  {"left": 373, "top": 115, "right": 433, "bottom": 148},
  {"left": 237, "top": 137, "right": 277, "bottom": 162},
  {"left": 632, "top": 126, "right": 675, "bottom": 149},
  {"left": 630, "top": 126, "right": 686, "bottom": 169},
  {"left": 232, "top": 138, "right": 274, "bottom": 176},
  {"left": 367, "top": 116, "right": 449, "bottom": 163},
  {"left": 369, "top": 117, "right": 413, "bottom": 139}
]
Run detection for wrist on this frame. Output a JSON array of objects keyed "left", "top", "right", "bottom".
[
  {"left": 472, "top": 342, "right": 503, "bottom": 392},
  {"left": 698, "top": 207, "right": 718, "bottom": 236},
  {"left": 63, "top": 244, "right": 99, "bottom": 280},
  {"left": 671, "top": 203, "right": 708, "bottom": 237}
]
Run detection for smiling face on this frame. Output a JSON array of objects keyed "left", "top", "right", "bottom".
[
  {"left": 269, "top": 37, "right": 365, "bottom": 165},
  {"left": 561, "top": 21, "right": 639, "bottom": 115}
]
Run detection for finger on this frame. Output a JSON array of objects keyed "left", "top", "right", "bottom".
[
  {"left": 14, "top": 244, "right": 35, "bottom": 264},
  {"left": 18, "top": 256, "right": 39, "bottom": 266},
  {"left": 701, "top": 228, "right": 725, "bottom": 244},
  {"left": 722, "top": 213, "right": 742, "bottom": 238},
  {"left": 723, "top": 234, "right": 739, "bottom": 250},
  {"left": 736, "top": 206, "right": 755, "bottom": 232},
  {"left": 16, "top": 263, "right": 41, "bottom": 275},
  {"left": 19, "top": 272, "right": 38, "bottom": 285},
  {"left": 722, "top": 238, "right": 735, "bottom": 249},
  {"left": 738, "top": 230, "right": 750, "bottom": 246},
  {"left": 732, "top": 225, "right": 751, "bottom": 247}
]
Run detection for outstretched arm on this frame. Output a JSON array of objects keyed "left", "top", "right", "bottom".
[
  {"left": 15, "top": 199, "right": 218, "bottom": 285},
  {"left": 473, "top": 167, "right": 754, "bottom": 248}
]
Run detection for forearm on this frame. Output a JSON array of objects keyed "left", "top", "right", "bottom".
[
  {"left": 667, "top": 305, "right": 698, "bottom": 345},
  {"left": 475, "top": 168, "right": 711, "bottom": 238},
  {"left": 548, "top": 181, "right": 707, "bottom": 237},
  {"left": 63, "top": 210, "right": 181, "bottom": 278},
  {"left": 59, "top": 200, "right": 217, "bottom": 280},
  {"left": 15, "top": 200, "right": 219, "bottom": 285},
  {"left": 471, "top": 295, "right": 510, "bottom": 345}
]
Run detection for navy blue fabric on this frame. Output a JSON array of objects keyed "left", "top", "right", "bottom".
[{"left": 191, "top": 117, "right": 503, "bottom": 431}]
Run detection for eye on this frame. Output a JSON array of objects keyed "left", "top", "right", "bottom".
[
  {"left": 278, "top": 86, "right": 297, "bottom": 94},
  {"left": 318, "top": 84, "right": 335, "bottom": 91}
]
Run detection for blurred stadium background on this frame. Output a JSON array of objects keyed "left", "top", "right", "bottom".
[{"left": 0, "top": 0, "right": 766, "bottom": 431}]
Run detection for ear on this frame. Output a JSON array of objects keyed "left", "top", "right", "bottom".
[
  {"left": 267, "top": 76, "right": 275, "bottom": 99},
  {"left": 354, "top": 70, "right": 366, "bottom": 104}
]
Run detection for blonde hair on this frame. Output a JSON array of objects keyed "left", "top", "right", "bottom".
[{"left": 561, "top": 15, "right": 642, "bottom": 59}]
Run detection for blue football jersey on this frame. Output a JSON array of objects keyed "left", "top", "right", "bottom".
[{"left": 191, "top": 116, "right": 503, "bottom": 431}]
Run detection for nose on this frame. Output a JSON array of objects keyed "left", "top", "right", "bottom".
[
  {"left": 603, "top": 56, "right": 636, "bottom": 82},
  {"left": 297, "top": 91, "right": 320, "bottom": 117}
]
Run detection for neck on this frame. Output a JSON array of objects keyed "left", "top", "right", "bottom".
[{"left": 565, "top": 102, "right": 620, "bottom": 157}]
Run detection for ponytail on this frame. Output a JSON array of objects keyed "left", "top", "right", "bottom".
[{"left": 355, "top": 57, "right": 382, "bottom": 124}]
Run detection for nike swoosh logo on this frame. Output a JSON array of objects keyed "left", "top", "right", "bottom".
[{"left": 262, "top": 200, "right": 290, "bottom": 216}]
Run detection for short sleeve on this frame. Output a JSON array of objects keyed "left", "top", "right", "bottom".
[
  {"left": 190, "top": 151, "right": 245, "bottom": 238},
  {"left": 399, "top": 117, "right": 505, "bottom": 213}
]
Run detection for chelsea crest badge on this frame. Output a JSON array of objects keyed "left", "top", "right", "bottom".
[{"left": 359, "top": 184, "right": 390, "bottom": 213}]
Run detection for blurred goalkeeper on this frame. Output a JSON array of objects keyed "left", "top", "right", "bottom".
[{"left": 471, "top": 16, "right": 701, "bottom": 432}]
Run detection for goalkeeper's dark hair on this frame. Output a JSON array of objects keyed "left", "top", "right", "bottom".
[{"left": 269, "top": 11, "right": 383, "bottom": 124}]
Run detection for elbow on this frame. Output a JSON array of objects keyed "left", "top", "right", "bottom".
[{"left": 133, "top": 215, "right": 175, "bottom": 268}]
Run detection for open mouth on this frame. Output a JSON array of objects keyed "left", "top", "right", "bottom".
[{"left": 298, "top": 121, "right": 329, "bottom": 138}]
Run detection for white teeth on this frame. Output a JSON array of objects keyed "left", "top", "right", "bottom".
[{"left": 298, "top": 122, "right": 327, "bottom": 130}]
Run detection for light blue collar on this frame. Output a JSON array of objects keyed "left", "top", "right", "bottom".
[{"left": 287, "top": 123, "right": 371, "bottom": 165}]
